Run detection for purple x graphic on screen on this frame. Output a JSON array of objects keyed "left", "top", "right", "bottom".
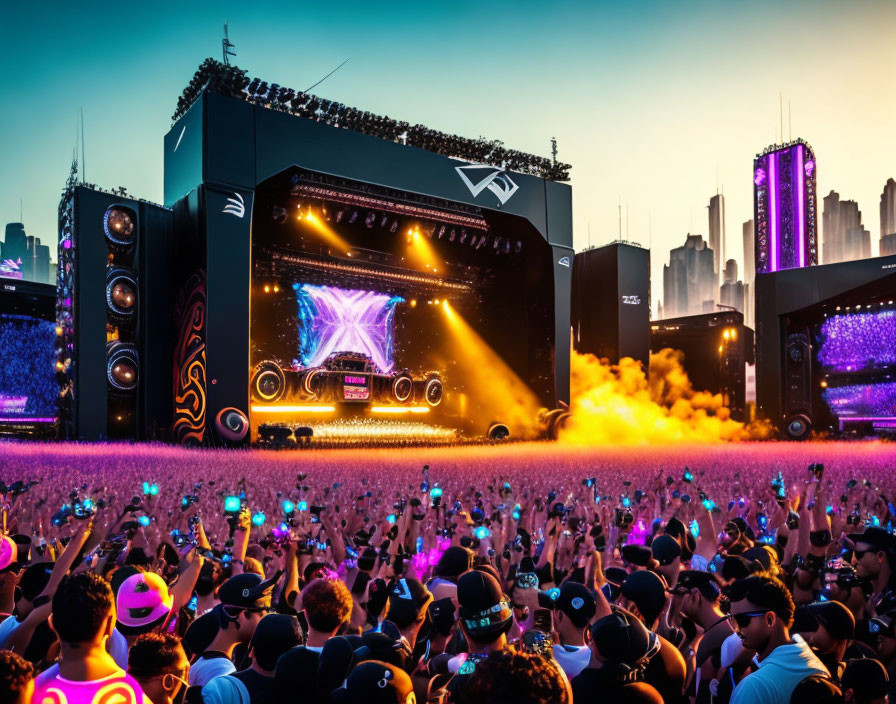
[{"left": 295, "top": 284, "right": 400, "bottom": 373}]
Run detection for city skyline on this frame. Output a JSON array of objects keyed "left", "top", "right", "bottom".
[{"left": 1, "top": 0, "right": 895, "bottom": 316}]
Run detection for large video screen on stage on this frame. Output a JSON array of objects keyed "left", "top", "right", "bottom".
[
  {"left": 817, "top": 309, "right": 896, "bottom": 421},
  {"left": 0, "top": 314, "right": 57, "bottom": 421},
  {"left": 294, "top": 283, "right": 401, "bottom": 374}
]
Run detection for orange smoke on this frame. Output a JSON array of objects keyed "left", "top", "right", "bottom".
[{"left": 559, "top": 348, "right": 764, "bottom": 445}]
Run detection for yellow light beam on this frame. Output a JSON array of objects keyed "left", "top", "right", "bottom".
[
  {"left": 370, "top": 406, "right": 430, "bottom": 414},
  {"left": 251, "top": 405, "right": 336, "bottom": 413},
  {"left": 405, "top": 228, "right": 443, "bottom": 272},
  {"left": 301, "top": 209, "right": 353, "bottom": 255}
]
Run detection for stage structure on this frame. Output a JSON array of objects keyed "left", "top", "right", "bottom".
[
  {"left": 756, "top": 254, "right": 896, "bottom": 438},
  {"left": 572, "top": 241, "right": 650, "bottom": 367},
  {"left": 650, "top": 311, "right": 754, "bottom": 421},
  {"left": 60, "top": 59, "right": 573, "bottom": 445}
]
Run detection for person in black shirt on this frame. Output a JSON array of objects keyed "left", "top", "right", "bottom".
[{"left": 571, "top": 606, "right": 662, "bottom": 704}]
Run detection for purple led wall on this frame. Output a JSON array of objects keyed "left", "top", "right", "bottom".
[
  {"left": 294, "top": 284, "right": 401, "bottom": 373},
  {"left": 823, "top": 382, "right": 896, "bottom": 419},
  {"left": 818, "top": 310, "right": 896, "bottom": 371},
  {"left": 753, "top": 141, "right": 817, "bottom": 274}
]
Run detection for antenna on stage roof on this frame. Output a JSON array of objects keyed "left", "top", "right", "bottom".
[
  {"left": 80, "top": 107, "right": 85, "bottom": 184},
  {"left": 222, "top": 21, "right": 236, "bottom": 65},
  {"left": 551, "top": 137, "right": 558, "bottom": 164},
  {"left": 304, "top": 58, "right": 351, "bottom": 93}
]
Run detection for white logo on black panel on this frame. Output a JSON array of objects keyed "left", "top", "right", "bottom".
[
  {"left": 223, "top": 193, "right": 245, "bottom": 218},
  {"left": 455, "top": 165, "right": 519, "bottom": 205}
]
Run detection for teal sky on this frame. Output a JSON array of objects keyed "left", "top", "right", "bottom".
[{"left": 2, "top": 0, "right": 895, "bottom": 314}]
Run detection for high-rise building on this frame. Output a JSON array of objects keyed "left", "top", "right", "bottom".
[
  {"left": 0, "top": 223, "right": 53, "bottom": 284},
  {"left": 662, "top": 233, "right": 716, "bottom": 318},
  {"left": 708, "top": 193, "right": 725, "bottom": 280},
  {"left": 822, "top": 192, "right": 868, "bottom": 263},
  {"left": 882, "top": 233, "right": 896, "bottom": 257},
  {"left": 742, "top": 219, "right": 755, "bottom": 328},
  {"left": 881, "top": 178, "right": 896, "bottom": 253},
  {"left": 720, "top": 258, "right": 745, "bottom": 314},
  {"left": 753, "top": 140, "right": 818, "bottom": 274}
]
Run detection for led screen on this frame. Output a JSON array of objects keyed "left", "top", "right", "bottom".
[
  {"left": 294, "top": 284, "right": 402, "bottom": 373},
  {"left": 818, "top": 310, "right": 896, "bottom": 422},
  {"left": 0, "top": 314, "right": 57, "bottom": 421}
]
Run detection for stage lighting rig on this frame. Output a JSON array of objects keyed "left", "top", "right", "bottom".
[{"left": 365, "top": 212, "right": 376, "bottom": 228}]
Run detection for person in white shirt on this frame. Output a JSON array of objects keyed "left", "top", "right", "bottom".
[
  {"left": 728, "top": 575, "right": 830, "bottom": 704},
  {"left": 551, "top": 581, "right": 597, "bottom": 680}
]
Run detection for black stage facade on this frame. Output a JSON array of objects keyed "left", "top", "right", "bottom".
[
  {"left": 756, "top": 254, "right": 896, "bottom": 438},
  {"left": 58, "top": 60, "right": 573, "bottom": 446}
]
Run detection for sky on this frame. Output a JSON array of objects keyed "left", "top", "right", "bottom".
[{"left": 2, "top": 0, "right": 895, "bottom": 315}]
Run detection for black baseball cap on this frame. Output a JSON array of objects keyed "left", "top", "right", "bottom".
[
  {"left": 248, "top": 614, "right": 301, "bottom": 668},
  {"left": 217, "top": 571, "right": 281, "bottom": 610},
  {"left": 664, "top": 517, "right": 686, "bottom": 541},
  {"left": 590, "top": 606, "right": 656, "bottom": 666},
  {"left": 386, "top": 577, "right": 433, "bottom": 629},
  {"left": 676, "top": 570, "right": 722, "bottom": 601},
  {"left": 18, "top": 562, "right": 52, "bottom": 602},
  {"left": 621, "top": 544, "right": 652, "bottom": 567},
  {"left": 621, "top": 570, "right": 667, "bottom": 626},
  {"left": 457, "top": 570, "right": 511, "bottom": 632},
  {"left": 651, "top": 535, "right": 681, "bottom": 566},
  {"left": 332, "top": 660, "right": 414, "bottom": 704},
  {"left": 428, "top": 597, "right": 456, "bottom": 637},
  {"left": 848, "top": 527, "right": 893, "bottom": 552},
  {"left": 869, "top": 614, "right": 896, "bottom": 638},
  {"left": 555, "top": 581, "right": 596, "bottom": 628},
  {"left": 435, "top": 546, "right": 473, "bottom": 580},
  {"left": 807, "top": 601, "right": 855, "bottom": 640}
]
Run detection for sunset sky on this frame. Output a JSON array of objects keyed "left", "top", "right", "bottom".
[{"left": 2, "top": 0, "right": 894, "bottom": 314}]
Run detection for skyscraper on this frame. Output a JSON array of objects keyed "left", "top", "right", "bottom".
[
  {"left": 753, "top": 140, "right": 818, "bottom": 274},
  {"left": 708, "top": 193, "right": 726, "bottom": 280},
  {"left": 719, "top": 258, "right": 744, "bottom": 313},
  {"left": 0, "top": 223, "right": 52, "bottom": 284},
  {"left": 881, "top": 178, "right": 896, "bottom": 255},
  {"left": 822, "top": 192, "right": 868, "bottom": 263},
  {"left": 662, "top": 233, "right": 716, "bottom": 318}
]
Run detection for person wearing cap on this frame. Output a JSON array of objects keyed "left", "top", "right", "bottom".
[
  {"left": 804, "top": 601, "right": 856, "bottom": 683},
  {"left": 621, "top": 544, "right": 655, "bottom": 573},
  {"left": 384, "top": 577, "right": 433, "bottom": 652},
  {"left": 867, "top": 613, "right": 896, "bottom": 701},
  {"left": 552, "top": 581, "right": 597, "bottom": 680},
  {"left": 651, "top": 534, "right": 682, "bottom": 588},
  {"left": 33, "top": 573, "right": 152, "bottom": 704},
  {"left": 439, "top": 570, "right": 514, "bottom": 701},
  {"left": 332, "top": 660, "right": 415, "bottom": 704},
  {"left": 825, "top": 565, "right": 866, "bottom": 621},
  {"left": 788, "top": 674, "right": 843, "bottom": 704},
  {"left": 728, "top": 575, "right": 829, "bottom": 704},
  {"left": 188, "top": 572, "right": 280, "bottom": 687},
  {"left": 201, "top": 613, "right": 301, "bottom": 704},
  {"left": 428, "top": 546, "right": 473, "bottom": 604},
  {"left": 571, "top": 606, "right": 663, "bottom": 703},
  {"left": 117, "top": 572, "right": 176, "bottom": 646},
  {"left": 849, "top": 528, "right": 896, "bottom": 616},
  {"left": 128, "top": 632, "right": 191, "bottom": 704},
  {"left": 618, "top": 571, "right": 687, "bottom": 704},
  {"left": 676, "top": 570, "right": 734, "bottom": 704},
  {"left": 841, "top": 658, "right": 889, "bottom": 704},
  {"left": 0, "top": 561, "right": 52, "bottom": 651},
  {"left": 462, "top": 649, "right": 572, "bottom": 704}
]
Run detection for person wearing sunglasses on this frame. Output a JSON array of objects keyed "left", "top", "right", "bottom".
[
  {"left": 129, "top": 632, "right": 191, "bottom": 704},
  {"left": 727, "top": 575, "right": 829, "bottom": 704},
  {"left": 848, "top": 528, "right": 896, "bottom": 617}
]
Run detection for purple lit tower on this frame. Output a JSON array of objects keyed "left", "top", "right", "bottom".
[{"left": 753, "top": 140, "right": 818, "bottom": 274}]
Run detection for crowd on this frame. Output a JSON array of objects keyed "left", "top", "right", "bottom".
[{"left": 1, "top": 458, "right": 896, "bottom": 704}]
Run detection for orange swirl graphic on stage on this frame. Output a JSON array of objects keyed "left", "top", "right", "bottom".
[{"left": 173, "top": 270, "right": 207, "bottom": 445}]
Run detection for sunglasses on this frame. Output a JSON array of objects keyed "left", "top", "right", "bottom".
[
  {"left": 852, "top": 548, "right": 878, "bottom": 560},
  {"left": 727, "top": 610, "right": 769, "bottom": 629}
]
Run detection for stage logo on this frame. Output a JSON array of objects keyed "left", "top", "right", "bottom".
[
  {"left": 222, "top": 192, "right": 245, "bottom": 218},
  {"left": 455, "top": 165, "right": 519, "bottom": 205},
  {"left": 558, "top": 256, "right": 570, "bottom": 268}
]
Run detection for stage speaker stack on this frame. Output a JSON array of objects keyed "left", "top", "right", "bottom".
[
  {"left": 57, "top": 186, "right": 174, "bottom": 440},
  {"left": 781, "top": 326, "right": 813, "bottom": 439}
]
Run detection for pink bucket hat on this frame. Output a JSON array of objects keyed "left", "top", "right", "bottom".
[{"left": 116, "top": 572, "right": 174, "bottom": 632}]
